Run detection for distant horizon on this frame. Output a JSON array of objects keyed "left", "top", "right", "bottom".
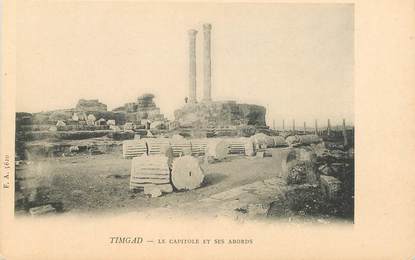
[
  {"left": 16, "top": 95, "right": 355, "bottom": 128},
  {"left": 16, "top": 2, "right": 354, "bottom": 127}
]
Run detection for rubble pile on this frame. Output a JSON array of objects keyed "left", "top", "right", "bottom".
[
  {"left": 286, "top": 162, "right": 307, "bottom": 185},
  {"left": 268, "top": 140, "right": 354, "bottom": 220},
  {"left": 320, "top": 175, "right": 342, "bottom": 201},
  {"left": 14, "top": 171, "right": 64, "bottom": 216},
  {"left": 313, "top": 144, "right": 355, "bottom": 217},
  {"left": 29, "top": 204, "right": 57, "bottom": 216},
  {"left": 284, "top": 184, "right": 324, "bottom": 215}
]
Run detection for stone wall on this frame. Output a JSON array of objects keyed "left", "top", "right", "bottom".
[
  {"left": 76, "top": 99, "right": 107, "bottom": 112},
  {"left": 30, "top": 110, "right": 126, "bottom": 125},
  {"left": 113, "top": 93, "right": 166, "bottom": 124},
  {"left": 174, "top": 101, "right": 266, "bottom": 129}
]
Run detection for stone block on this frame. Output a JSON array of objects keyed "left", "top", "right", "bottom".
[{"left": 320, "top": 175, "right": 342, "bottom": 201}]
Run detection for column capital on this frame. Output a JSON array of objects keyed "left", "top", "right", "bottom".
[
  {"left": 203, "top": 23, "right": 212, "bottom": 31},
  {"left": 188, "top": 29, "right": 198, "bottom": 36}
]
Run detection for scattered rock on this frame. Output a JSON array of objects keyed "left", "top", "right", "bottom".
[
  {"left": 235, "top": 208, "right": 248, "bottom": 214},
  {"left": 320, "top": 175, "right": 342, "bottom": 201},
  {"left": 287, "top": 163, "right": 307, "bottom": 185},
  {"left": 267, "top": 197, "right": 292, "bottom": 218},
  {"left": 89, "top": 148, "right": 103, "bottom": 155},
  {"left": 29, "top": 204, "right": 56, "bottom": 216},
  {"left": 318, "top": 164, "right": 333, "bottom": 176},
  {"left": 246, "top": 203, "right": 269, "bottom": 217},
  {"left": 256, "top": 151, "right": 265, "bottom": 158},
  {"left": 285, "top": 184, "right": 323, "bottom": 215},
  {"left": 317, "top": 218, "right": 330, "bottom": 224},
  {"left": 296, "top": 147, "right": 316, "bottom": 162},
  {"left": 28, "top": 189, "right": 38, "bottom": 203},
  {"left": 69, "top": 146, "right": 79, "bottom": 153},
  {"left": 158, "top": 184, "right": 173, "bottom": 193},
  {"left": 144, "top": 185, "right": 162, "bottom": 198}
]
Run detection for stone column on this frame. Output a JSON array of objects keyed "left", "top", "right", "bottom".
[
  {"left": 203, "top": 23, "right": 212, "bottom": 102},
  {"left": 188, "top": 29, "right": 198, "bottom": 103}
]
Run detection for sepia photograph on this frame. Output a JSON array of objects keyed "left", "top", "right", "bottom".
[
  {"left": 13, "top": 2, "right": 355, "bottom": 223},
  {"left": 3, "top": 0, "right": 415, "bottom": 259}
]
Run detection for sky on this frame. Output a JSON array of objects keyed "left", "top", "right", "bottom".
[{"left": 16, "top": 2, "right": 354, "bottom": 127}]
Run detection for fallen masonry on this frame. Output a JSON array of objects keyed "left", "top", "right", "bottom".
[
  {"left": 144, "top": 184, "right": 163, "bottom": 198},
  {"left": 29, "top": 204, "right": 56, "bottom": 216},
  {"left": 171, "top": 155, "right": 205, "bottom": 191},
  {"left": 130, "top": 155, "right": 173, "bottom": 192},
  {"left": 320, "top": 175, "right": 342, "bottom": 201}
]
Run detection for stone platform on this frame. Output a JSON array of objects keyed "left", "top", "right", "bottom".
[{"left": 174, "top": 101, "right": 266, "bottom": 129}]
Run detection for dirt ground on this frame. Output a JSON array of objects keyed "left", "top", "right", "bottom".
[
  {"left": 16, "top": 152, "right": 281, "bottom": 213},
  {"left": 15, "top": 149, "right": 353, "bottom": 224}
]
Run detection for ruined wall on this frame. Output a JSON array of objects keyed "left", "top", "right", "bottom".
[
  {"left": 76, "top": 99, "right": 107, "bottom": 112},
  {"left": 30, "top": 110, "right": 126, "bottom": 125},
  {"left": 137, "top": 93, "right": 156, "bottom": 108},
  {"left": 174, "top": 101, "right": 266, "bottom": 128},
  {"left": 114, "top": 94, "right": 166, "bottom": 124}
]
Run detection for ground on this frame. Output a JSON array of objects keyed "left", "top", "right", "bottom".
[{"left": 15, "top": 149, "right": 352, "bottom": 223}]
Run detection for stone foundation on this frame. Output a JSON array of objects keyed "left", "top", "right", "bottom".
[{"left": 174, "top": 101, "right": 266, "bottom": 129}]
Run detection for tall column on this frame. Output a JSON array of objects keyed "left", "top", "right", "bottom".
[
  {"left": 314, "top": 119, "right": 318, "bottom": 135},
  {"left": 188, "top": 29, "right": 198, "bottom": 103},
  {"left": 203, "top": 23, "right": 212, "bottom": 102}
]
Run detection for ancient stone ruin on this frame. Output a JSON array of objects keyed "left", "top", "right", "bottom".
[
  {"left": 173, "top": 23, "right": 267, "bottom": 134},
  {"left": 75, "top": 99, "right": 107, "bottom": 112},
  {"left": 113, "top": 93, "right": 166, "bottom": 126},
  {"left": 174, "top": 101, "right": 266, "bottom": 129}
]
